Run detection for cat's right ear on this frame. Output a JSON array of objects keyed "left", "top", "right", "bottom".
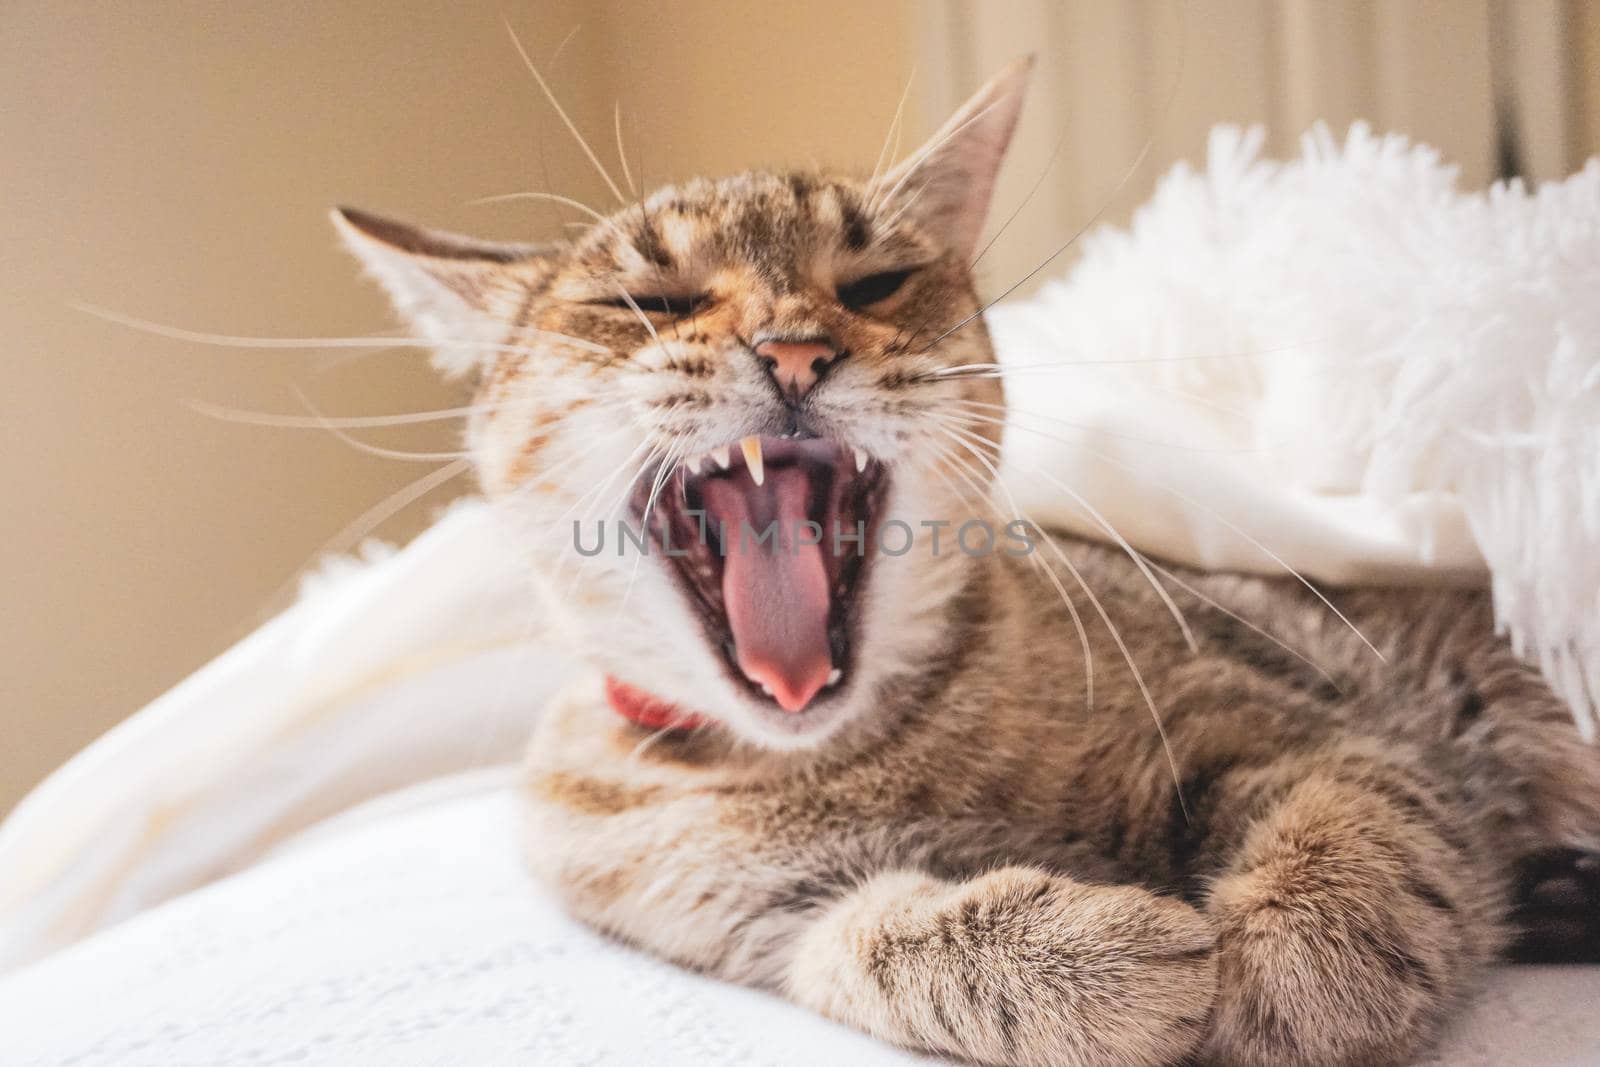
[{"left": 332, "top": 207, "right": 558, "bottom": 377}]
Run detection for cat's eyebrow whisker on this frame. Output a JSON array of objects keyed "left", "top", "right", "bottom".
[
  {"left": 969, "top": 120, "right": 1070, "bottom": 274},
  {"left": 868, "top": 97, "right": 1002, "bottom": 220},
  {"left": 470, "top": 190, "right": 613, "bottom": 226},
  {"left": 468, "top": 190, "right": 654, "bottom": 267},
  {"left": 503, "top": 19, "right": 628, "bottom": 206},
  {"left": 546, "top": 22, "right": 583, "bottom": 66},
  {"left": 613, "top": 101, "right": 638, "bottom": 199},
  {"left": 915, "top": 14, "right": 1190, "bottom": 355},
  {"left": 72, "top": 302, "right": 613, "bottom": 358},
  {"left": 932, "top": 410, "right": 1197, "bottom": 654},
  {"left": 929, "top": 422, "right": 1190, "bottom": 821},
  {"left": 869, "top": 66, "right": 919, "bottom": 190},
  {"left": 920, "top": 430, "right": 1096, "bottom": 712},
  {"left": 878, "top": 180, "right": 932, "bottom": 235}
]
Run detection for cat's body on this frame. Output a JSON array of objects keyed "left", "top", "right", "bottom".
[
  {"left": 335, "top": 57, "right": 1600, "bottom": 1067},
  {"left": 523, "top": 538, "right": 1600, "bottom": 1067}
]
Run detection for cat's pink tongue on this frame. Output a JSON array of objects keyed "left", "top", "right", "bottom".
[{"left": 700, "top": 468, "right": 833, "bottom": 712}]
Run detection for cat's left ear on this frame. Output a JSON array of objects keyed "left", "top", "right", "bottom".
[
  {"left": 873, "top": 56, "right": 1033, "bottom": 259},
  {"left": 332, "top": 207, "right": 558, "bottom": 377}
]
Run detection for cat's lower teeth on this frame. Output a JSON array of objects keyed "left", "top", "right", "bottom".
[{"left": 826, "top": 668, "right": 843, "bottom": 687}]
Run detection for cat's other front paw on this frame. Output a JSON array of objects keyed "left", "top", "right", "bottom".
[{"left": 790, "top": 867, "right": 1217, "bottom": 1067}]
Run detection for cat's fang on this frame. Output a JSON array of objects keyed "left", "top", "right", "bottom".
[
  {"left": 740, "top": 437, "right": 765, "bottom": 486},
  {"left": 826, "top": 668, "right": 843, "bottom": 687},
  {"left": 853, "top": 448, "right": 869, "bottom": 473}
]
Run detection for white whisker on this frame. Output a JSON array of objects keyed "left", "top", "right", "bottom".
[
  {"left": 943, "top": 397, "right": 1263, "bottom": 455},
  {"left": 73, "top": 302, "right": 611, "bottom": 358},
  {"left": 614, "top": 101, "right": 638, "bottom": 198},
  {"left": 1067, "top": 435, "right": 1387, "bottom": 663},
  {"left": 930, "top": 422, "right": 1190, "bottom": 820},
  {"left": 927, "top": 401, "right": 1382, "bottom": 662},
  {"left": 869, "top": 66, "right": 919, "bottom": 189},
  {"left": 1145, "top": 559, "right": 1343, "bottom": 693},
  {"left": 933, "top": 410, "right": 1197, "bottom": 653},
  {"left": 313, "top": 459, "right": 470, "bottom": 571},
  {"left": 613, "top": 286, "right": 662, "bottom": 347},
  {"left": 901, "top": 15, "right": 1190, "bottom": 353},
  {"left": 920, "top": 431, "right": 1095, "bottom": 711},
  {"left": 503, "top": 19, "right": 628, "bottom": 205},
  {"left": 185, "top": 399, "right": 488, "bottom": 430},
  {"left": 289, "top": 386, "right": 470, "bottom": 462},
  {"left": 469, "top": 190, "right": 611, "bottom": 225},
  {"left": 869, "top": 98, "right": 1000, "bottom": 220}
]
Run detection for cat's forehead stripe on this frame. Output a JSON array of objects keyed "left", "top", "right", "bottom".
[{"left": 596, "top": 172, "right": 874, "bottom": 267}]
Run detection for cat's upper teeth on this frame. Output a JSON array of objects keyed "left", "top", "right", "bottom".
[
  {"left": 685, "top": 454, "right": 703, "bottom": 474},
  {"left": 739, "top": 436, "right": 765, "bottom": 486},
  {"left": 853, "top": 447, "right": 869, "bottom": 473},
  {"left": 709, "top": 445, "right": 731, "bottom": 470}
]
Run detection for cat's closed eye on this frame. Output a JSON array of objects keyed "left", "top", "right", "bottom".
[
  {"left": 591, "top": 293, "right": 709, "bottom": 318},
  {"left": 836, "top": 269, "right": 913, "bottom": 309}
]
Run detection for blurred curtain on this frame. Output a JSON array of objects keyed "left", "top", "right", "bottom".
[{"left": 921, "top": 0, "right": 1600, "bottom": 298}]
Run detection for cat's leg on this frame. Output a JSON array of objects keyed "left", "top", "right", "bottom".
[
  {"left": 786, "top": 866, "right": 1217, "bottom": 1067},
  {"left": 1197, "top": 749, "right": 1504, "bottom": 1067},
  {"left": 532, "top": 785, "right": 1216, "bottom": 1067},
  {"left": 527, "top": 766, "right": 1215, "bottom": 1066}
]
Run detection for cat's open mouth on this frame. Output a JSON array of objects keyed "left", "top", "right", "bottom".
[{"left": 633, "top": 434, "right": 886, "bottom": 715}]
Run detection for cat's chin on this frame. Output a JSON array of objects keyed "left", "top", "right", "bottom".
[
  {"left": 720, "top": 689, "right": 862, "bottom": 749},
  {"left": 632, "top": 433, "right": 887, "bottom": 722}
]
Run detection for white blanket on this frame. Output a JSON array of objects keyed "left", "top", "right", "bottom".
[
  {"left": 2, "top": 773, "right": 1597, "bottom": 1066},
  {"left": 1, "top": 125, "right": 1597, "bottom": 1063}
]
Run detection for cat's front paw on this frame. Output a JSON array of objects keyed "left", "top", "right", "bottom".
[{"left": 790, "top": 868, "right": 1217, "bottom": 1067}]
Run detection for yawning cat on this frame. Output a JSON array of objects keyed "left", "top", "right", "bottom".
[{"left": 336, "top": 58, "right": 1600, "bottom": 1067}]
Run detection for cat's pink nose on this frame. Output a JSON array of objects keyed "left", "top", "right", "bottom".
[{"left": 754, "top": 339, "right": 839, "bottom": 401}]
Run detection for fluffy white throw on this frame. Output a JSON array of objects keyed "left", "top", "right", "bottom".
[
  {"left": 0, "top": 128, "right": 1595, "bottom": 1030},
  {"left": 993, "top": 123, "right": 1600, "bottom": 734}
]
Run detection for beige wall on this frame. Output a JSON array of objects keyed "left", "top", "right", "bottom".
[{"left": 0, "top": 1, "right": 918, "bottom": 812}]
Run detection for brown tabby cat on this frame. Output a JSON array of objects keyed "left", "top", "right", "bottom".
[{"left": 336, "top": 59, "right": 1600, "bottom": 1067}]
